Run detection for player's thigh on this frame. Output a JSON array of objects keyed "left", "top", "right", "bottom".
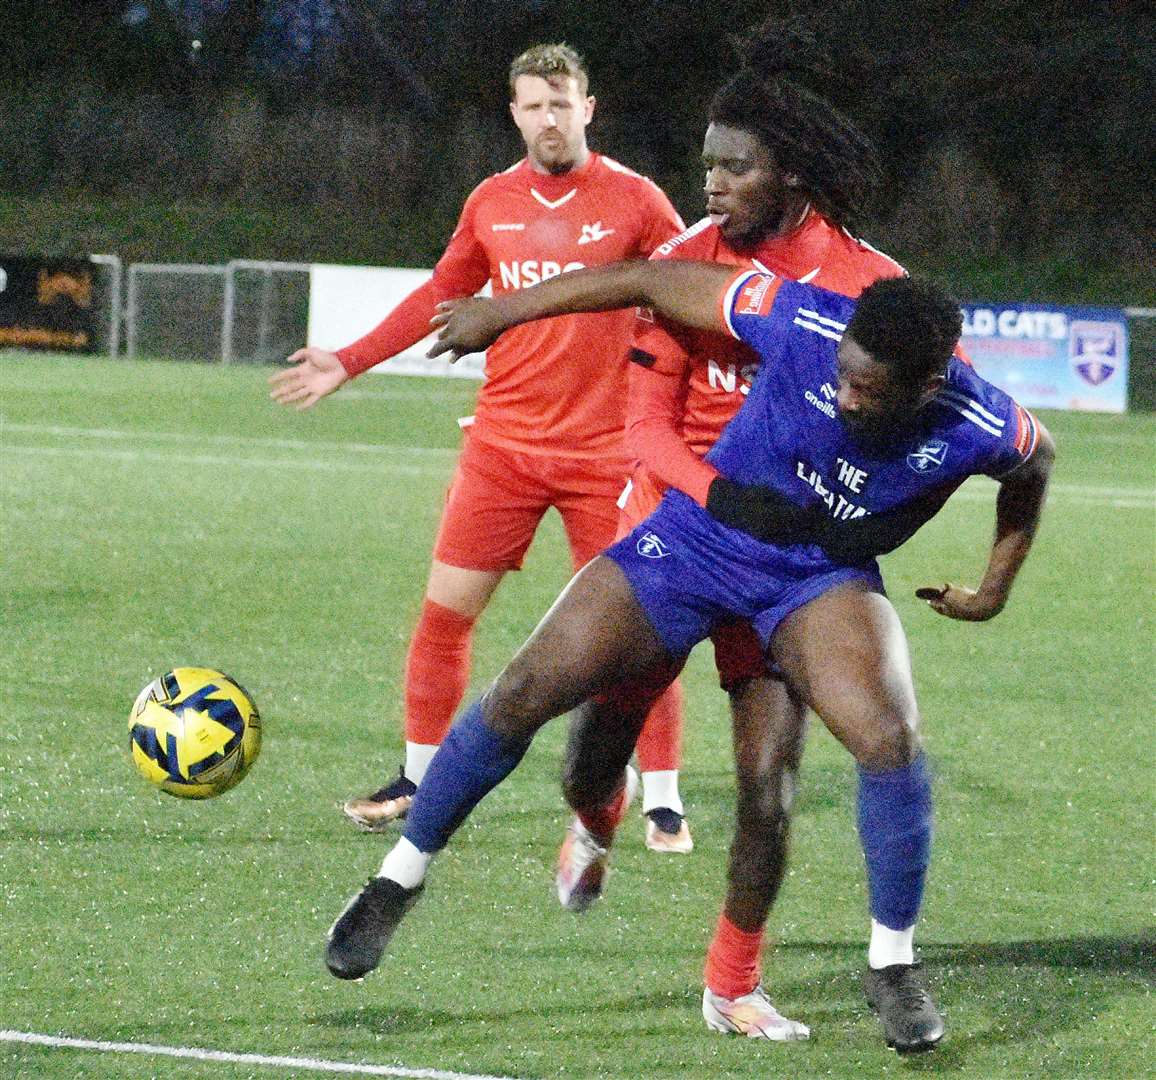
[
  {"left": 565, "top": 648, "right": 686, "bottom": 796},
  {"left": 433, "top": 436, "right": 552, "bottom": 573},
  {"left": 728, "top": 675, "right": 808, "bottom": 787},
  {"left": 770, "top": 579, "right": 920, "bottom": 769},
  {"left": 486, "top": 555, "right": 674, "bottom": 737},
  {"left": 564, "top": 698, "right": 648, "bottom": 798}
]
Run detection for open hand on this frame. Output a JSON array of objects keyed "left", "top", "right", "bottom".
[
  {"left": 269, "top": 347, "right": 349, "bottom": 410},
  {"left": 427, "top": 298, "right": 509, "bottom": 361}
]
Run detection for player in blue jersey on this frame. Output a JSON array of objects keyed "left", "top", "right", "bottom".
[{"left": 325, "top": 264, "right": 1054, "bottom": 1054}]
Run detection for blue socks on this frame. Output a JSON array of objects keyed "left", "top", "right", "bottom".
[
  {"left": 402, "top": 698, "right": 532, "bottom": 855},
  {"left": 857, "top": 752, "right": 933, "bottom": 931}
]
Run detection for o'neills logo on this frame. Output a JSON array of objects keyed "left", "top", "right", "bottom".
[
  {"left": 804, "top": 389, "right": 837, "bottom": 418},
  {"left": 737, "top": 274, "right": 775, "bottom": 317}
]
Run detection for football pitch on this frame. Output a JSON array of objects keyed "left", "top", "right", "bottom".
[{"left": 1, "top": 353, "right": 1152, "bottom": 1079}]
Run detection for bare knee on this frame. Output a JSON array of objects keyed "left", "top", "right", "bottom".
[
  {"left": 848, "top": 708, "right": 920, "bottom": 771},
  {"left": 485, "top": 659, "right": 561, "bottom": 738}
]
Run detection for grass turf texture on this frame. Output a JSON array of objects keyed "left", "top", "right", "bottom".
[{"left": 1, "top": 353, "right": 1152, "bottom": 1079}]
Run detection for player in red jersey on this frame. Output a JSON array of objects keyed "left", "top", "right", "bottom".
[
  {"left": 587, "top": 32, "right": 914, "bottom": 1041},
  {"left": 432, "top": 25, "right": 959, "bottom": 1047},
  {"left": 269, "top": 45, "right": 685, "bottom": 843},
  {"left": 618, "top": 99, "right": 906, "bottom": 860}
]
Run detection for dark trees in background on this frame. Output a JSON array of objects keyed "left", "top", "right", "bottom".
[{"left": 0, "top": 0, "right": 1151, "bottom": 276}]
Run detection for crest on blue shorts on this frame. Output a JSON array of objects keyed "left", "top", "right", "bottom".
[
  {"left": 907, "top": 439, "right": 948, "bottom": 474},
  {"left": 636, "top": 531, "right": 670, "bottom": 559}
]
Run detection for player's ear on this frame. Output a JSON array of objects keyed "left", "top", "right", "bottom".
[{"left": 584, "top": 95, "right": 596, "bottom": 124}]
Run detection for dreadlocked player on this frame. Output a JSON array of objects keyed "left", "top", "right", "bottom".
[
  {"left": 554, "top": 22, "right": 945, "bottom": 1043},
  {"left": 569, "top": 22, "right": 904, "bottom": 865},
  {"left": 331, "top": 260, "right": 1053, "bottom": 1056}
]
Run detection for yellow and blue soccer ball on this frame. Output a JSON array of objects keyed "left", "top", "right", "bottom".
[{"left": 128, "top": 667, "right": 262, "bottom": 799}]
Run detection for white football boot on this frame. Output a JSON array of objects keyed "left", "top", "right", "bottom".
[
  {"left": 703, "top": 984, "right": 811, "bottom": 1040},
  {"left": 555, "top": 765, "right": 638, "bottom": 912}
]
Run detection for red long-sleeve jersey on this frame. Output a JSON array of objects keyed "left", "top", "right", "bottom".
[
  {"left": 338, "top": 153, "right": 683, "bottom": 460},
  {"left": 622, "top": 212, "right": 906, "bottom": 516}
]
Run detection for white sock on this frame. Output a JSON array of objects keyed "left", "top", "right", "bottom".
[
  {"left": 641, "top": 769, "right": 683, "bottom": 816},
  {"left": 868, "top": 919, "right": 915, "bottom": 969},
  {"left": 404, "top": 741, "right": 439, "bottom": 786},
  {"left": 379, "top": 836, "right": 431, "bottom": 889}
]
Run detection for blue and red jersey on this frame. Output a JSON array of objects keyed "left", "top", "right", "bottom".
[{"left": 708, "top": 272, "right": 1039, "bottom": 528}]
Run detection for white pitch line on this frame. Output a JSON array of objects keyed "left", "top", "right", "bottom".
[
  {"left": 0, "top": 1030, "right": 519, "bottom": 1080},
  {"left": 0, "top": 421, "right": 457, "bottom": 458},
  {"left": 2, "top": 432, "right": 1153, "bottom": 508},
  {"left": 1, "top": 443, "right": 450, "bottom": 477},
  {"left": 946, "top": 479, "right": 1154, "bottom": 509}
]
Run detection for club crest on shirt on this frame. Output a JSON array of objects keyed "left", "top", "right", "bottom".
[
  {"left": 636, "top": 531, "right": 670, "bottom": 559},
  {"left": 907, "top": 439, "right": 948, "bottom": 473}
]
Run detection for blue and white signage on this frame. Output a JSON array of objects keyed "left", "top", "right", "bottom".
[{"left": 960, "top": 303, "right": 1129, "bottom": 413}]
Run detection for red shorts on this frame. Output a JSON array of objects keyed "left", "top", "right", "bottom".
[
  {"left": 618, "top": 466, "right": 778, "bottom": 688},
  {"left": 434, "top": 431, "right": 627, "bottom": 573}
]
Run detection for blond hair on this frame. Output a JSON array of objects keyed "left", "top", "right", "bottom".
[{"left": 508, "top": 43, "right": 588, "bottom": 98}]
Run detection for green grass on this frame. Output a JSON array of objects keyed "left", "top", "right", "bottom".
[
  {"left": 3, "top": 192, "right": 1152, "bottom": 307},
  {"left": 0, "top": 194, "right": 448, "bottom": 268},
  {"left": 1, "top": 353, "right": 1153, "bottom": 1079}
]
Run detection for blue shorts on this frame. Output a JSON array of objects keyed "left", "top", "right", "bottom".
[{"left": 604, "top": 491, "right": 884, "bottom": 660}]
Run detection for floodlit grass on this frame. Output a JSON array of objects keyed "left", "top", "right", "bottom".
[{"left": 1, "top": 353, "right": 1153, "bottom": 1079}]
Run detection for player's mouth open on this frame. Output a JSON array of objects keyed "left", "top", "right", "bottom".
[{"left": 709, "top": 212, "right": 730, "bottom": 227}]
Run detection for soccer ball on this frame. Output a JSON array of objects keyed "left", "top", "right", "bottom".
[{"left": 128, "top": 667, "right": 262, "bottom": 799}]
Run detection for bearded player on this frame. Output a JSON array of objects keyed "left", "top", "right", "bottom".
[{"left": 269, "top": 44, "right": 687, "bottom": 847}]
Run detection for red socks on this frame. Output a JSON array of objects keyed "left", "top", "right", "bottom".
[
  {"left": 704, "top": 912, "right": 764, "bottom": 999},
  {"left": 403, "top": 599, "right": 475, "bottom": 745},
  {"left": 634, "top": 678, "right": 683, "bottom": 773},
  {"left": 576, "top": 775, "right": 631, "bottom": 841}
]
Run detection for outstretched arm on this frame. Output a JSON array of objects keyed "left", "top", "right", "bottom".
[
  {"left": 917, "top": 421, "right": 1055, "bottom": 621},
  {"left": 428, "top": 260, "right": 741, "bottom": 361},
  {"left": 272, "top": 193, "right": 490, "bottom": 409}
]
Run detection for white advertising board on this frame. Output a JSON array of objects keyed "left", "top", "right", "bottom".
[{"left": 306, "top": 264, "right": 485, "bottom": 379}]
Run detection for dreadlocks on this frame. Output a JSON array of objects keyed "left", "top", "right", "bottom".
[{"left": 710, "top": 19, "right": 880, "bottom": 227}]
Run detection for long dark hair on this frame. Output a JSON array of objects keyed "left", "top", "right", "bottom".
[{"left": 710, "top": 19, "right": 880, "bottom": 227}]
